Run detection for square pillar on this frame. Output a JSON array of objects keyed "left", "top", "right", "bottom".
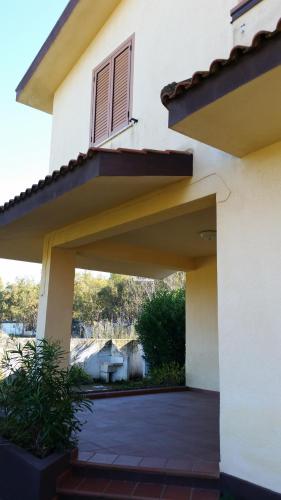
[
  {"left": 37, "top": 241, "right": 75, "bottom": 365},
  {"left": 186, "top": 256, "right": 219, "bottom": 391}
]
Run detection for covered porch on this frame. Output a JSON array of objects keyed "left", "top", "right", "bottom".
[
  {"left": 0, "top": 146, "right": 221, "bottom": 394},
  {"left": 0, "top": 147, "right": 221, "bottom": 496}
]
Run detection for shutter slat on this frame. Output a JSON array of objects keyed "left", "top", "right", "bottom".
[
  {"left": 93, "top": 63, "right": 110, "bottom": 143},
  {"left": 111, "top": 45, "right": 131, "bottom": 132},
  {"left": 91, "top": 38, "right": 132, "bottom": 145}
]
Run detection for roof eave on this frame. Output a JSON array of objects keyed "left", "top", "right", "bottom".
[
  {"left": 162, "top": 19, "right": 281, "bottom": 157},
  {"left": 15, "top": 0, "right": 122, "bottom": 114}
]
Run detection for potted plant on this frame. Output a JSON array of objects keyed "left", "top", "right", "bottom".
[{"left": 0, "top": 339, "right": 92, "bottom": 500}]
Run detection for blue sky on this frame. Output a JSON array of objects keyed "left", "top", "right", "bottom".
[{"left": 0, "top": 1, "right": 68, "bottom": 283}]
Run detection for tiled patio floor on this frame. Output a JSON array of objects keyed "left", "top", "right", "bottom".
[{"left": 78, "top": 390, "right": 220, "bottom": 474}]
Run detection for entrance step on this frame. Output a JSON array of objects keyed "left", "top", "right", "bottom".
[
  {"left": 56, "top": 459, "right": 220, "bottom": 499},
  {"left": 57, "top": 470, "right": 220, "bottom": 499}
]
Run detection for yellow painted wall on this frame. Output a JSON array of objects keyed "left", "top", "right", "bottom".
[
  {"left": 49, "top": 0, "right": 233, "bottom": 171},
  {"left": 37, "top": 243, "right": 75, "bottom": 365},
  {"left": 41, "top": 0, "right": 281, "bottom": 493},
  {"left": 217, "top": 141, "right": 281, "bottom": 493},
  {"left": 186, "top": 256, "right": 219, "bottom": 391}
]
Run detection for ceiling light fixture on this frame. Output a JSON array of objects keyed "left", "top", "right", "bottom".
[{"left": 199, "top": 230, "right": 217, "bottom": 241}]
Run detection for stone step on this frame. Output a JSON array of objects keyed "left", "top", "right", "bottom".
[{"left": 57, "top": 470, "right": 220, "bottom": 499}]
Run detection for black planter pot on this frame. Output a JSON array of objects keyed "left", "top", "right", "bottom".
[{"left": 0, "top": 436, "right": 72, "bottom": 500}]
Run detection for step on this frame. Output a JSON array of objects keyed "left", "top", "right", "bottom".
[
  {"left": 71, "top": 458, "right": 220, "bottom": 489},
  {"left": 57, "top": 470, "right": 220, "bottom": 499}
]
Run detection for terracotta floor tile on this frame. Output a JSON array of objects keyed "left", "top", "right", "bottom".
[
  {"left": 88, "top": 452, "right": 118, "bottom": 464},
  {"left": 77, "top": 451, "right": 95, "bottom": 461},
  {"left": 162, "top": 484, "right": 192, "bottom": 499},
  {"left": 105, "top": 479, "right": 137, "bottom": 495},
  {"left": 79, "top": 477, "right": 110, "bottom": 493},
  {"left": 165, "top": 458, "right": 194, "bottom": 472},
  {"left": 133, "top": 481, "right": 165, "bottom": 498},
  {"left": 191, "top": 488, "right": 219, "bottom": 500},
  {"left": 192, "top": 461, "right": 219, "bottom": 476},
  {"left": 113, "top": 454, "right": 143, "bottom": 466},
  {"left": 140, "top": 457, "right": 168, "bottom": 469},
  {"left": 59, "top": 473, "right": 83, "bottom": 491},
  {"left": 78, "top": 392, "right": 220, "bottom": 464}
]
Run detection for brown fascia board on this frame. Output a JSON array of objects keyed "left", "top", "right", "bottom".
[
  {"left": 161, "top": 18, "right": 281, "bottom": 128},
  {"left": 0, "top": 148, "right": 193, "bottom": 227},
  {"left": 15, "top": 0, "right": 79, "bottom": 100},
  {"left": 230, "top": 0, "right": 264, "bottom": 23}
]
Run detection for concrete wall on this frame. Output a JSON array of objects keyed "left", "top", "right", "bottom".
[
  {"left": 186, "top": 256, "right": 219, "bottom": 392},
  {"left": 0, "top": 336, "right": 145, "bottom": 381},
  {"left": 71, "top": 338, "right": 145, "bottom": 381}
]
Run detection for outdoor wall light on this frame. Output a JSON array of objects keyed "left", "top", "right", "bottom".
[{"left": 199, "top": 230, "right": 217, "bottom": 241}]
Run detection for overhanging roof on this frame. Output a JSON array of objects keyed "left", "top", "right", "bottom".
[
  {"left": 16, "top": 0, "right": 121, "bottom": 113},
  {"left": 161, "top": 18, "right": 281, "bottom": 157},
  {"left": 0, "top": 148, "right": 193, "bottom": 264}
]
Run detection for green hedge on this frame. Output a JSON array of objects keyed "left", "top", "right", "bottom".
[{"left": 136, "top": 288, "right": 185, "bottom": 369}]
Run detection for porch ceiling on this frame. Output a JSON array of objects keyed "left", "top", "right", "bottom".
[
  {"left": 0, "top": 148, "right": 193, "bottom": 269},
  {"left": 75, "top": 206, "right": 216, "bottom": 279},
  {"left": 162, "top": 18, "right": 281, "bottom": 157}
]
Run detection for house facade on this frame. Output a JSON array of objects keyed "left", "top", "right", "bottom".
[{"left": 1, "top": 0, "right": 281, "bottom": 497}]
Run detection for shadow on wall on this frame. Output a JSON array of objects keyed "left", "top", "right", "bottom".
[{"left": 70, "top": 338, "right": 145, "bottom": 382}]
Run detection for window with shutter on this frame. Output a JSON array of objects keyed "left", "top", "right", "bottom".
[{"left": 91, "top": 36, "right": 133, "bottom": 146}]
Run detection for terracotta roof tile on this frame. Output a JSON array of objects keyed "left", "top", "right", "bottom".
[
  {"left": 161, "top": 17, "right": 281, "bottom": 107},
  {"left": 0, "top": 148, "right": 190, "bottom": 214}
]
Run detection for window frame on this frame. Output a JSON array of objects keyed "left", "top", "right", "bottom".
[{"left": 90, "top": 34, "right": 135, "bottom": 147}]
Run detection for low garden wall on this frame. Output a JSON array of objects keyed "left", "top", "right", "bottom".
[{"left": 0, "top": 334, "right": 145, "bottom": 381}]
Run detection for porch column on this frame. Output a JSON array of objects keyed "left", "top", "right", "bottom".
[
  {"left": 185, "top": 256, "right": 219, "bottom": 391},
  {"left": 37, "top": 241, "right": 76, "bottom": 365}
]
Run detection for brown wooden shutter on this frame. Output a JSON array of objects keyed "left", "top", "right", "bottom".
[
  {"left": 93, "top": 62, "right": 111, "bottom": 144},
  {"left": 111, "top": 44, "right": 131, "bottom": 133},
  {"left": 91, "top": 36, "right": 133, "bottom": 145}
]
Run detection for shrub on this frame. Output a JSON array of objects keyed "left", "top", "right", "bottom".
[
  {"left": 149, "top": 362, "right": 185, "bottom": 386},
  {"left": 136, "top": 288, "right": 185, "bottom": 369},
  {"left": 69, "top": 363, "right": 93, "bottom": 386},
  {"left": 0, "top": 339, "right": 92, "bottom": 458}
]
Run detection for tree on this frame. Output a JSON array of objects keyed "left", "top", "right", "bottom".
[
  {"left": 135, "top": 288, "right": 185, "bottom": 369},
  {"left": 73, "top": 272, "right": 107, "bottom": 326},
  {"left": 0, "top": 277, "right": 4, "bottom": 323},
  {"left": 0, "top": 278, "right": 39, "bottom": 331},
  {"left": 0, "top": 271, "right": 186, "bottom": 333}
]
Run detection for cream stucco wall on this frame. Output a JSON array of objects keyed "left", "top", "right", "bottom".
[
  {"left": 49, "top": 0, "right": 233, "bottom": 171},
  {"left": 217, "top": 141, "right": 281, "bottom": 494},
  {"left": 232, "top": 0, "right": 280, "bottom": 45},
  {"left": 37, "top": 242, "right": 75, "bottom": 365},
  {"left": 186, "top": 256, "right": 219, "bottom": 391},
  {"left": 44, "top": 0, "right": 281, "bottom": 494}
]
